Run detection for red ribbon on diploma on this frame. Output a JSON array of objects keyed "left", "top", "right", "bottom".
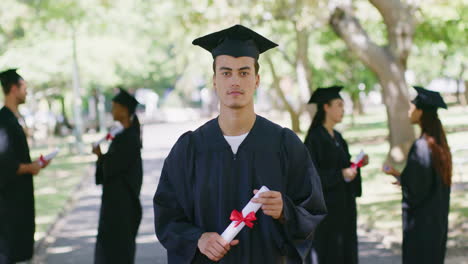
[
  {"left": 230, "top": 210, "right": 257, "bottom": 228},
  {"left": 351, "top": 159, "right": 364, "bottom": 169},
  {"left": 106, "top": 133, "right": 114, "bottom": 141},
  {"left": 39, "top": 155, "right": 46, "bottom": 165}
]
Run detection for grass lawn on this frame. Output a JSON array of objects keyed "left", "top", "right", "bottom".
[
  {"left": 29, "top": 105, "right": 468, "bottom": 252},
  {"left": 29, "top": 133, "right": 101, "bottom": 241},
  {"left": 342, "top": 105, "right": 468, "bottom": 252},
  {"left": 283, "top": 104, "right": 468, "bottom": 252}
]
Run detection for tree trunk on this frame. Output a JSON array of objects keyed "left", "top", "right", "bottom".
[
  {"left": 295, "top": 25, "right": 316, "bottom": 122},
  {"left": 379, "top": 68, "right": 415, "bottom": 162},
  {"left": 330, "top": 0, "right": 417, "bottom": 163},
  {"left": 71, "top": 25, "right": 84, "bottom": 153},
  {"left": 266, "top": 56, "right": 301, "bottom": 132},
  {"left": 351, "top": 92, "right": 364, "bottom": 115},
  {"left": 465, "top": 80, "right": 468, "bottom": 105},
  {"left": 458, "top": 63, "right": 466, "bottom": 105}
]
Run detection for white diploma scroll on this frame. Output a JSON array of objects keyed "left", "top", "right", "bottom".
[
  {"left": 38, "top": 148, "right": 60, "bottom": 167},
  {"left": 220, "top": 185, "right": 270, "bottom": 243},
  {"left": 92, "top": 124, "right": 124, "bottom": 147},
  {"left": 351, "top": 150, "right": 366, "bottom": 169}
]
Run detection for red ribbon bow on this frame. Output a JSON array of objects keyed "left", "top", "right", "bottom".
[
  {"left": 106, "top": 133, "right": 114, "bottom": 141},
  {"left": 351, "top": 159, "right": 364, "bottom": 169},
  {"left": 230, "top": 210, "right": 257, "bottom": 228}
]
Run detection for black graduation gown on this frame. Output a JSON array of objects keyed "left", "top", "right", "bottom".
[
  {"left": 153, "top": 116, "right": 327, "bottom": 264},
  {"left": 400, "top": 137, "right": 450, "bottom": 264},
  {"left": 304, "top": 125, "right": 361, "bottom": 264},
  {"left": 94, "top": 125, "right": 143, "bottom": 264},
  {"left": 0, "top": 106, "right": 35, "bottom": 263}
]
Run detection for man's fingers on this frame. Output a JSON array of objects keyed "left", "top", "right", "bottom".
[
  {"left": 205, "top": 248, "right": 218, "bottom": 261},
  {"left": 252, "top": 197, "right": 281, "bottom": 205},
  {"left": 259, "top": 191, "right": 280, "bottom": 198},
  {"left": 262, "top": 210, "right": 280, "bottom": 218},
  {"left": 207, "top": 246, "right": 224, "bottom": 260},
  {"left": 212, "top": 241, "right": 227, "bottom": 253},
  {"left": 230, "top": 240, "right": 239, "bottom": 246},
  {"left": 262, "top": 205, "right": 281, "bottom": 210},
  {"left": 216, "top": 237, "right": 231, "bottom": 254},
  {"left": 253, "top": 189, "right": 258, "bottom": 194}
]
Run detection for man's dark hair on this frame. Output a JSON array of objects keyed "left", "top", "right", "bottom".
[
  {"left": 0, "top": 69, "right": 23, "bottom": 95},
  {"left": 212, "top": 59, "right": 260, "bottom": 75}
]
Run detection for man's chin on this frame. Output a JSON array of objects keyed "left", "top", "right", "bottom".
[{"left": 227, "top": 103, "right": 246, "bottom": 109}]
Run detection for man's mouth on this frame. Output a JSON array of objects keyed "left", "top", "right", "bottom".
[{"left": 228, "top": 90, "right": 244, "bottom": 95}]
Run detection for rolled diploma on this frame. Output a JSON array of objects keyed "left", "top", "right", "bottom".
[
  {"left": 38, "top": 148, "right": 60, "bottom": 166},
  {"left": 220, "top": 185, "right": 270, "bottom": 243},
  {"left": 353, "top": 150, "right": 365, "bottom": 165},
  {"left": 92, "top": 125, "right": 124, "bottom": 147}
]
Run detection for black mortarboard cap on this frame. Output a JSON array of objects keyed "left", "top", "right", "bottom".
[
  {"left": 192, "top": 24, "right": 278, "bottom": 60},
  {"left": 411, "top": 86, "right": 447, "bottom": 110},
  {"left": 112, "top": 88, "right": 140, "bottom": 114},
  {"left": 308, "top": 85, "right": 343, "bottom": 104},
  {"left": 0, "top": 69, "right": 23, "bottom": 90}
]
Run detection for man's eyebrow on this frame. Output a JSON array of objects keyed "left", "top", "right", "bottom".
[
  {"left": 238, "top": 66, "right": 251, "bottom": 71},
  {"left": 219, "top": 67, "right": 232, "bottom": 71}
]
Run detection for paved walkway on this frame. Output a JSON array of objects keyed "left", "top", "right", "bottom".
[{"left": 34, "top": 120, "right": 424, "bottom": 264}]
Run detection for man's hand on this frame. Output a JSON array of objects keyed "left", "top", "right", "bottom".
[
  {"left": 342, "top": 167, "right": 358, "bottom": 181},
  {"left": 40, "top": 159, "right": 50, "bottom": 169},
  {"left": 251, "top": 190, "right": 283, "bottom": 220},
  {"left": 198, "top": 232, "right": 238, "bottom": 261},
  {"left": 30, "top": 161, "right": 41, "bottom": 175}
]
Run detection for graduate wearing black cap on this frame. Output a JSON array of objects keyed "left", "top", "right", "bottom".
[
  {"left": 153, "top": 25, "right": 327, "bottom": 263},
  {"left": 92, "top": 88, "right": 143, "bottom": 264},
  {"left": 383, "top": 86, "right": 451, "bottom": 264},
  {"left": 0, "top": 69, "right": 51, "bottom": 263},
  {"left": 304, "top": 86, "right": 368, "bottom": 264}
]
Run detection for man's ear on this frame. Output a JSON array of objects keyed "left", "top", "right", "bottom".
[
  {"left": 255, "top": 74, "right": 260, "bottom": 89},
  {"left": 9, "top": 83, "right": 18, "bottom": 95},
  {"left": 212, "top": 74, "right": 216, "bottom": 89}
]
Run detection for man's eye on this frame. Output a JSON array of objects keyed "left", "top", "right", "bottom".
[
  {"left": 222, "top": 72, "right": 231, "bottom": 76},
  {"left": 240, "top": 72, "right": 249, "bottom": 76}
]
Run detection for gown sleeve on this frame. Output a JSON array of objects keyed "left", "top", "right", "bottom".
[
  {"left": 281, "top": 129, "right": 327, "bottom": 260},
  {"left": 95, "top": 131, "right": 140, "bottom": 185},
  {"left": 401, "top": 139, "right": 433, "bottom": 209},
  {"left": 0, "top": 124, "right": 21, "bottom": 190},
  {"left": 153, "top": 132, "right": 205, "bottom": 263},
  {"left": 341, "top": 135, "right": 362, "bottom": 197}
]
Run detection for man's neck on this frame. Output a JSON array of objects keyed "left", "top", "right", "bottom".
[
  {"left": 218, "top": 104, "right": 256, "bottom": 136},
  {"left": 4, "top": 97, "right": 19, "bottom": 116}
]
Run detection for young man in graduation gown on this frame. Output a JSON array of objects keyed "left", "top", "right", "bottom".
[
  {"left": 384, "top": 86, "right": 451, "bottom": 264},
  {"left": 0, "top": 69, "right": 50, "bottom": 263},
  {"left": 304, "top": 86, "right": 369, "bottom": 264},
  {"left": 92, "top": 89, "right": 143, "bottom": 264},
  {"left": 153, "top": 25, "right": 327, "bottom": 264}
]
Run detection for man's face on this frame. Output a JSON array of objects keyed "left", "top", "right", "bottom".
[
  {"left": 213, "top": 55, "right": 259, "bottom": 110},
  {"left": 14, "top": 79, "right": 28, "bottom": 104}
]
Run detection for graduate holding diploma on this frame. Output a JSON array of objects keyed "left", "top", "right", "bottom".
[
  {"left": 0, "top": 69, "right": 51, "bottom": 263},
  {"left": 304, "top": 86, "right": 369, "bottom": 264},
  {"left": 153, "top": 25, "right": 327, "bottom": 264},
  {"left": 92, "top": 88, "right": 143, "bottom": 264}
]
